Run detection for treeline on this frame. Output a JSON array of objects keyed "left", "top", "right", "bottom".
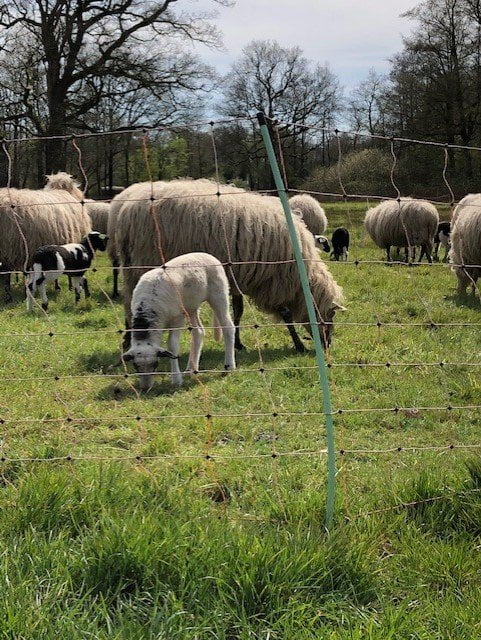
[{"left": 0, "top": 0, "right": 480, "bottom": 199}]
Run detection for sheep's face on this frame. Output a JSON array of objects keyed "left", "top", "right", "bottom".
[
  {"left": 123, "top": 343, "right": 175, "bottom": 391},
  {"left": 304, "top": 303, "right": 346, "bottom": 348},
  {"left": 314, "top": 235, "right": 331, "bottom": 253}
]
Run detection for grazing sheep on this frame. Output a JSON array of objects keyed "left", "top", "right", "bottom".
[
  {"left": 433, "top": 222, "right": 451, "bottom": 263},
  {"left": 26, "top": 232, "right": 109, "bottom": 311},
  {"left": 289, "top": 194, "right": 328, "bottom": 235},
  {"left": 364, "top": 198, "right": 439, "bottom": 263},
  {"left": 124, "top": 252, "right": 236, "bottom": 391},
  {"left": 115, "top": 179, "right": 344, "bottom": 353},
  {"left": 0, "top": 188, "right": 91, "bottom": 302},
  {"left": 314, "top": 235, "right": 331, "bottom": 253},
  {"left": 330, "top": 227, "right": 350, "bottom": 261},
  {"left": 449, "top": 194, "right": 481, "bottom": 295}
]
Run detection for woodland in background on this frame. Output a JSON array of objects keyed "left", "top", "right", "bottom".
[{"left": 0, "top": 0, "right": 480, "bottom": 200}]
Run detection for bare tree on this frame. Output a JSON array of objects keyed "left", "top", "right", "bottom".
[
  {"left": 0, "top": 0, "right": 230, "bottom": 171},
  {"left": 218, "top": 39, "right": 342, "bottom": 186}
]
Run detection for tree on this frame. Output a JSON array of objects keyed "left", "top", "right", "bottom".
[
  {"left": 218, "top": 40, "right": 342, "bottom": 187},
  {"left": 0, "top": 0, "right": 230, "bottom": 172}
]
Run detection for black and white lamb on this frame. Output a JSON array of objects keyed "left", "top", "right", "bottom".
[
  {"left": 26, "top": 232, "right": 108, "bottom": 311},
  {"left": 330, "top": 227, "right": 350, "bottom": 261}
]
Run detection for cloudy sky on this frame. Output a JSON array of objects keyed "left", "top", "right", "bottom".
[{"left": 194, "top": 0, "right": 418, "bottom": 90}]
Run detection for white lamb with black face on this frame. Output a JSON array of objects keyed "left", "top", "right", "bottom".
[{"left": 123, "top": 252, "right": 236, "bottom": 391}]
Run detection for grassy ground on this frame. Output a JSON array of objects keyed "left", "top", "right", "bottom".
[{"left": 0, "top": 201, "right": 480, "bottom": 638}]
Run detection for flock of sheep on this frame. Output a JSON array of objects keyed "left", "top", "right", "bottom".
[{"left": 0, "top": 172, "right": 479, "bottom": 391}]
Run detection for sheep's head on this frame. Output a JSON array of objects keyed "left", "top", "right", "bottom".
[
  {"left": 314, "top": 235, "right": 330, "bottom": 253},
  {"left": 84, "top": 231, "right": 109, "bottom": 252},
  {"left": 44, "top": 172, "right": 83, "bottom": 200},
  {"left": 123, "top": 343, "right": 176, "bottom": 391},
  {"left": 300, "top": 302, "right": 345, "bottom": 348}
]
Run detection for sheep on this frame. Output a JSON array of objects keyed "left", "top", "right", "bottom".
[
  {"left": 123, "top": 252, "right": 236, "bottom": 391},
  {"left": 314, "top": 235, "right": 331, "bottom": 253},
  {"left": 85, "top": 200, "right": 109, "bottom": 235},
  {"left": 26, "top": 232, "right": 109, "bottom": 311},
  {"left": 449, "top": 194, "right": 481, "bottom": 295},
  {"left": 0, "top": 187, "right": 91, "bottom": 302},
  {"left": 289, "top": 194, "right": 328, "bottom": 235},
  {"left": 330, "top": 227, "right": 350, "bottom": 261},
  {"left": 364, "top": 198, "right": 439, "bottom": 263},
  {"left": 44, "top": 172, "right": 84, "bottom": 200},
  {"left": 108, "top": 181, "right": 165, "bottom": 298},
  {"left": 114, "top": 179, "right": 344, "bottom": 353},
  {"left": 433, "top": 222, "right": 451, "bottom": 263}
]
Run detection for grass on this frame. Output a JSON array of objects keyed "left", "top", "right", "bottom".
[{"left": 0, "top": 201, "right": 480, "bottom": 637}]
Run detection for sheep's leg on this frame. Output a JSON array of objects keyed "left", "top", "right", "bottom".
[
  {"left": 54, "top": 279, "right": 61, "bottom": 291},
  {"left": 433, "top": 244, "right": 439, "bottom": 262},
  {"left": 443, "top": 246, "right": 449, "bottom": 263},
  {"left": 123, "top": 319, "right": 132, "bottom": 350},
  {"left": 112, "top": 258, "right": 119, "bottom": 298},
  {"left": 456, "top": 269, "right": 471, "bottom": 296},
  {"left": 26, "top": 275, "right": 35, "bottom": 312},
  {"left": 167, "top": 321, "right": 183, "bottom": 386},
  {"left": 210, "top": 301, "right": 236, "bottom": 372},
  {"left": 279, "top": 306, "right": 305, "bottom": 353},
  {"left": 185, "top": 311, "right": 205, "bottom": 374},
  {"left": 386, "top": 246, "right": 392, "bottom": 262},
  {"left": 232, "top": 293, "right": 246, "bottom": 351},
  {"left": 71, "top": 276, "right": 83, "bottom": 303},
  {"left": 39, "top": 280, "right": 48, "bottom": 311},
  {"left": 83, "top": 277, "right": 90, "bottom": 298},
  {"left": 2, "top": 273, "right": 12, "bottom": 303},
  {"left": 68, "top": 276, "right": 72, "bottom": 291}
]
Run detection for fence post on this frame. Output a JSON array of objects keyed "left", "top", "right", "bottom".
[{"left": 257, "top": 112, "right": 337, "bottom": 530}]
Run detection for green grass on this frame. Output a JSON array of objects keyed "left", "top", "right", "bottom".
[{"left": 0, "top": 201, "right": 480, "bottom": 637}]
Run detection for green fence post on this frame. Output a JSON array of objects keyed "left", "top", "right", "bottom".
[{"left": 257, "top": 112, "right": 337, "bottom": 530}]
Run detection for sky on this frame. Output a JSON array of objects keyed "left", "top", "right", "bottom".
[{"left": 193, "top": 0, "right": 418, "bottom": 91}]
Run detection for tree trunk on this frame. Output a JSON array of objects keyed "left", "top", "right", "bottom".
[{"left": 45, "top": 92, "right": 67, "bottom": 173}]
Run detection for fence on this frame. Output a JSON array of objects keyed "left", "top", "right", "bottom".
[{"left": 0, "top": 113, "right": 480, "bottom": 530}]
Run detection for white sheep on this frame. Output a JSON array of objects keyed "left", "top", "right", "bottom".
[
  {"left": 289, "top": 194, "right": 328, "bottom": 235},
  {"left": 449, "top": 194, "right": 481, "bottom": 295},
  {"left": 364, "top": 198, "right": 439, "bottom": 262},
  {"left": 123, "top": 252, "right": 236, "bottom": 391}
]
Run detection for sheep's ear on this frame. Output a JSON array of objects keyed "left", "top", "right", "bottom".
[
  {"left": 331, "top": 302, "right": 347, "bottom": 312},
  {"left": 122, "top": 352, "right": 134, "bottom": 362},
  {"left": 157, "top": 349, "right": 177, "bottom": 359},
  {"left": 292, "top": 208, "right": 303, "bottom": 219}
]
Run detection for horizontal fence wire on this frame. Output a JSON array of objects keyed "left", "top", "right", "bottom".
[
  {"left": 0, "top": 405, "right": 480, "bottom": 423},
  {"left": 0, "top": 442, "right": 481, "bottom": 463}
]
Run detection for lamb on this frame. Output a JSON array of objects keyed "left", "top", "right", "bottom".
[
  {"left": 123, "top": 252, "right": 236, "bottom": 391},
  {"left": 0, "top": 187, "right": 91, "bottom": 302},
  {"left": 449, "top": 194, "right": 481, "bottom": 295},
  {"left": 26, "top": 232, "right": 108, "bottom": 311},
  {"left": 289, "top": 194, "right": 328, "bottom": 235},
  {"left": 364, "top": 198, "right": 439, "bottom": 263},
  {"left": 433, "top": 222, "right": 451, "bottom": 263},
  {"left": 114, "top": 179, "right": 344, "bottom": 353},
  {"left": 330, "top": 227, "right": 350, "bottom": 261}
]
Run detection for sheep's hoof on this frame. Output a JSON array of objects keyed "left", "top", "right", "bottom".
[
  {"left": 235, "top": 342, "right": 246, "bottom": 351},
  {"left": 294, "top": 342, "right": 306, "bottom": 354},
  {"left": 41, "top": 302, "right": 48, "bottom": 311},
  {"left": 171, "top": 375, "right": 183, "bottom": 386}
]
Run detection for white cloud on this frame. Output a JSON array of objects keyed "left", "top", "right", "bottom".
[{"left": 191, "top": 0, "right": 417, "bottom": 89}]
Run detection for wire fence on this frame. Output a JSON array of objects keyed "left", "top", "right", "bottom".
[{"left": 0, "top": 113, "right": 480, "bottom": 526}]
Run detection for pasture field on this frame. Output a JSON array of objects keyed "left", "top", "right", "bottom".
[{"left": 0, "top": 201, "right": 480, "bottom": 638}]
